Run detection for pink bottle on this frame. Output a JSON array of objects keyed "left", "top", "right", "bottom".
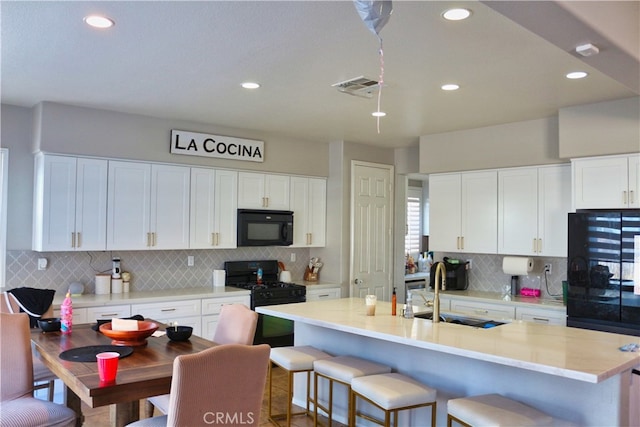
[{"left": 60, "top": 291, "right": 73, "bottom": 334}]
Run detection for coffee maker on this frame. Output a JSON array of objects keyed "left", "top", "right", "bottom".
[{"left": 429, "top": 257, "right": 469, "bottom": 290}]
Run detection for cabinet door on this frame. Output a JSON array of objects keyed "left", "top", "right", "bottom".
[
  {"left": 190, "top": 167, "right": 216, "bottom": 248},
  {"left": 107, "top": 161, "right": 151, "bottom": 250},
  {"left": 450, "top": 299, "right": 515, "bottom": 319},
  {"left": 264, "top": 174, "right": 290, "bottom": 210},
  {"left": 428, "top": 174, "right": 462, "bottom": 252},
  {"left": 538, "top": 165, "right": 571, "bottom": 256},
  {"left": 150, "top": 164, "right": 190, "bottom": 249},
  {"left": 33, "top": 155, "right": 77, "bottom": 251},
  {"left": 237, "top": 172, "right": 265, "bottom": 209},
  {"left": 461, "top": 171, "right": 497, "bottom": 253},
  {"left": 498, "top": 168, "right": 538, "bottom": 255},
  {"left": 213, "top": 169, "right": 238, "bottom": 248},
  {"left": 306, "top": 287, "right": 341, "bottom": 301},
  {"left": 573, "top": 156, "right": 629, "bottom": 209},
  {"left": 74, "top": 158, "right": 108, "bottom": 251},
  {"left": 307, "top": 178, "right": 327, "bottom": 247},
  {"left": 290, "top": 177, "right": 325, "bottom": 247},
  {"left": 290, "top": 177, "right": 310, "bottom": 246},
  {"left": 629, "top": 155, "right": 640, "bottom": 208},
  {"left": 515, "top": 306, "right": 566, "bottom": 326}
]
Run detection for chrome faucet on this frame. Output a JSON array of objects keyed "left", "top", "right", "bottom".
[{"left": 428, "top": 262, "right": 446, "bottom": 324}]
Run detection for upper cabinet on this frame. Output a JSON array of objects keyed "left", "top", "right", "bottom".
[
  {"left": 290, "top": 176, "right": 326, "bottom": 247},
  {"left": 237, "top": 172, "right": 290, "bottom": 210},
  {"left": 573, "top": 154, "right": 640, "bottom": 209},
  {"left": 190, "top": 168, "right": 238, "bottom": 249},
  {"left": 498, "top": 165, "right": 571, "bottom": 257},
  {"left": 33, "top": 154, "right": 108, "bottom": 251},
  {"left": 107, "top": 161, "right": 190, "bottom": 250},
  {"left": 429, "top": 170, "right": 497, "bottom": 253}
]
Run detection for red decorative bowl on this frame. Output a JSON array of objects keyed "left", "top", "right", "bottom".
[{"left": 99, "top": 320, "right": 159, "bottom": 346}]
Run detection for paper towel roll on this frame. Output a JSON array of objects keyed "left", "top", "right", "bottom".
[
  {"left": 502, "top": 256, "right": 533, "bottom": 275},
  {"left": 95, "top": 274, "right": 111, "bottom": 295},
  {"left": 212, "top": 270, "right": 226, "bottom": 288}
]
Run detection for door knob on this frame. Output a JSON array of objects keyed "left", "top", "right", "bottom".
[{"left": 354, "top": 278, "right": 363, "bottom": 285}]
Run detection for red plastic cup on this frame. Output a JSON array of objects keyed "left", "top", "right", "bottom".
[{"left": 96, "top": 352, "right": 119, "bottom": 383}]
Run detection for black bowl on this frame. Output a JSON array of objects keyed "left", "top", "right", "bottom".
[
  {"left": 38, "top": 317, "right": 61, "bottom": 332},
  {"left": 166, "top": 326, "right": 193, "bottom": 341}
]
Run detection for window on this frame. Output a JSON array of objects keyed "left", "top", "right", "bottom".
[
  {"left": 405, "top": 187, "right": 421, "bottom": 259},
  {"left": 0, "top": 148, "right": 7, "bottom": 287}
]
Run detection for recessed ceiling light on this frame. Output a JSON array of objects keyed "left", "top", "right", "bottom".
[
  {"left": 83, "top": 15, "right": 115, "bottom": 29},
  {"left": 441, "top": 84, "right": 460, "bottom": 91},
  {"left": 442, "top": 8, "right": 471, "bottom": 21},
  {"left": 566, "top": 71, "right": 588, "bottom": 79},
  {"left": 241, "top": 82, "right": 261, "bottom": 89},
  {"left": 372, "top": 111, "right": 386, "bottom": 117}
]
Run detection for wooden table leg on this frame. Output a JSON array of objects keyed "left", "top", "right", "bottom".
[
  {"left": 111, "top": 400, "right": 140, "bottom": 427},
  {"left": 65, "top": 386, "right": 84, "bottom": 427}
]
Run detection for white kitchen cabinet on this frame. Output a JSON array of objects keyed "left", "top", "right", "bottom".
[
  {"left": 449, "top": 299, "right": 515, "bottom": 320},
  {"left": 429, "top": 170, "right": 497, "bottom": 253},
  {"left": 498, "top": 165, "right": 571, "bottom": 256},
  {"left": 190, "top": 168, "right": 238, "bottom": 249},
  {"left": 306, "top": 286, "right": 341, "bottom": 301},
  {"left": 290, "top": 176, "right": 326, "bottom": 247},
  {"left": 53, "top": 307, "right": 88, "bottom": 325},
  {"left": 33, "top": 154, "right": 108, "bottom": 251},
  {"left": 515, "top": 306, "right": 566, "bottom": 326},
  {"left": 572, "top": 154, "right": 640, "bottom": 209},
  {"left": 237, "top": 172, "right": 290, "bottom": 210},
  {"left": 86, "top": 305, "right": 131, "bottom": 321},
  {"left": 201, "top": 295, "right": 251, "bottom": 340},
  {"left": 132, "top": 299, "right": 202, "bottom": 337},
  {"left": 107, "top": 161, "right": 190, "bottom": 250}
]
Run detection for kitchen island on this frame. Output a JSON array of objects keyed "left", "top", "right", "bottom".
[{"left": 257, "top": 298, "right": 640, "bottom": 426}]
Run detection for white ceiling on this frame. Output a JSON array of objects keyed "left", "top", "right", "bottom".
[{"left": 2, "top": 1, "right": 638, "bottom": 148}]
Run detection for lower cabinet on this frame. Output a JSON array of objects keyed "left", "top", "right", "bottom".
[
  {"left": 131, "top": 299, "right": 202, "bottom": 337},
  {"left": 201, "top": 295, "right": 251, "bottom": 340},
  {"left": 53, "top": 307, "right": 88, "bottom": 325},
  {"left": 306, "top": 287, "right": 341, "bottom": 301},
  {"left": 449, "top": 299, "right": 516, "bottom": 320},
  {"left": 515, "top": 306, "right": 566, "bottom": 326}
]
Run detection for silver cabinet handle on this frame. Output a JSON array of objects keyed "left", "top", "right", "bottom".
[
  {"left": 71, "top": 232, "right": 76, "bottom": 248},
  {"left": 152, "top": 232, "right": 157, "bottom": 247},
  {"left": 460, "top": 236, "right": 464, "bottom": 250},
  {"left": 623, "top": 191, "right": 628, "bottom": 205},
  {"left": 532, "top": 317, "right": 549, "bottom": 323},
  {"left": 538, "top": 238, "right": 542, "bottom": 253},
  {"left": 161, "top": 308, "right": 176, "bottom": 312},
  {"left": 98, "top": 313, "right": 119, "bottom": 317},
  {"left": 631, "top": 190, "right": 635, "bottom": 204},
  {"left": 147, "top": 232, "right": 151, "bottom": 247},
  {"left": 77, "top": 232, "right": 81, "bottom": 248}
]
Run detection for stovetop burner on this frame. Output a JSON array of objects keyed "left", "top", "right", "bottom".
[{"left": 233, "top": 281, "right": 303, "bottom": 290}]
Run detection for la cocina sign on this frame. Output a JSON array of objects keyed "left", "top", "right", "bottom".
[{"left": 171, "top": 130, "right": 264, "bottom": 163}]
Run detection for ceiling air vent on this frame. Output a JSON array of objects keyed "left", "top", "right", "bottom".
[{"left": 332, "top": 76, "right": 380, "bottom": 98}]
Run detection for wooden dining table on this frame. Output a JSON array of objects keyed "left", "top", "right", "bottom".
[{"left": 30, "top": 321, "right": 215, "bottom": 427}]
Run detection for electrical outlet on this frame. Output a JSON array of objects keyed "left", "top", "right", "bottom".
[
  {"left": 466, "top": 259, "right": 472, "bottom": 269},
  {"left": 290, "top": 253, "right": 296, "bottom": 262},
  {"left": 544, "top": 263, "right": 552, "bottom": 274},
  {"left": 37, "top": 258, "right": 48, "bottom": 270},
  {"left": 187, "top": 256, "right": 194, "bottom": 267}
]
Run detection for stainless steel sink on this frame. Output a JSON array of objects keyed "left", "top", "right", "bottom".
[{"left": 414, "top": 312, "right": 506, "bottom": 329}]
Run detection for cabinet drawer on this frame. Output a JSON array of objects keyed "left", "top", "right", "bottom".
[
  {"left": 132, "top": 299, "right": 201, "bottom": 320},
  {"left": 86, "top": 305, "right": 131, "bottom": 321},
  {"left": 450, "top": 300, "right": 515, "bottom": 320},
  {"left": 53, "top": 307, "right": 88, "bottom": 325},
  {"left": 201, "top": 295, "right": 250, "bottom": 315},
  {"left": 516, "top": 307, "right": 566, "bottom": 326},
  {"left": 306, "top": 288, "right": 341, "bottom": 301}
]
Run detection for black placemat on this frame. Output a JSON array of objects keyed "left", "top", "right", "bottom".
[{"left": 59, "top": 345, "right": 134, "bottom": 362}]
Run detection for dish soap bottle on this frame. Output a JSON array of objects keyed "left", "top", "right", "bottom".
[
  {"left": 391, "top": 287, "right": 397, "bottom": 316},
  {"left": 256, "top": 268, "right": 263, "bottom": 285},
  {"left": 60, "top": 291, "right": 73, "bottom": 335}
]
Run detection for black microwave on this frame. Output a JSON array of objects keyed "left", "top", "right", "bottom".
[{"left": 237, "top": 209, "right": 294, "bottom": 247}]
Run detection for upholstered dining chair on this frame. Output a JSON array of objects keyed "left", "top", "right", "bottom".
[
  {"left": 1, "top": 290, "right": 58, "bottom": 401},
  {"left": 145, "top": 303, "right": 258, "bottom": 417},
  {"left": 128, "top": 343, "right": 271, "bottom": 427},
  {"left": 0, "top": 312, "right": 76, "bottom": 427}
]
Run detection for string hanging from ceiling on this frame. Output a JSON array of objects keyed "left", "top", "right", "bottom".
[{"left": 353, "top": 0, "right": 393, "bottom": 134}]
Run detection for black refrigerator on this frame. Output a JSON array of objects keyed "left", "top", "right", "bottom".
[{"left": 567, "top": 210, "right": 640, "bottom": 336}]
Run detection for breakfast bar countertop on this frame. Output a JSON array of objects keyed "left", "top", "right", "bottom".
[{"left": 257, "top": 297, "right": 640, "bottom": 384}]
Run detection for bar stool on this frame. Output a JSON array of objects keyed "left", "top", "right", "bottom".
[
  {"left": 313, "top": 355, "right": 391, "bottom": 427},
  {"left": 350, "top": 373, "right": 437, "bottom": 427},
  {"left": 269, "top": 346, "right": 332, "bottom": 427},
  {"left": 447, "top": 394, "right": 555, "bottom": 426}
]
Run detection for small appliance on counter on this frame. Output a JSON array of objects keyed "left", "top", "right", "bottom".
[{"left": 429, "top": 257, "right": 468, "bottom": 290}]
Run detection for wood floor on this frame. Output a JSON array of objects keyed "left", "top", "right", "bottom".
[{"left": 37, "top": 366, "right": 345, "bottom": 426}]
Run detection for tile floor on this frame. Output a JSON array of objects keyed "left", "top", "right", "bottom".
[{"left": 35, "top": 366, "right": 345, "bottom": 426}]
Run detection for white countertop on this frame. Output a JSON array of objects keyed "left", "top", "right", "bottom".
[
  {"left": 257, "top": 297, "right": 640, "bottom": 384},
  {"left": 53, "top": 286, "right": 250, "bottom": 308}
]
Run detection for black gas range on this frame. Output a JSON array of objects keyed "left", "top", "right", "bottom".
[{"left": 224, "top": 260, "right": 305, "bottom": 347}]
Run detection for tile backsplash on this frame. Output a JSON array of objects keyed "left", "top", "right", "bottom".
[{"left": 6, "top": 248, "right": 311, "bottom": 295}]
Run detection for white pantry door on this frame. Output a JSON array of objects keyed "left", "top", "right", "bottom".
[{"left": 350, "top": 161, "right": 394, "bottom": 300}]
